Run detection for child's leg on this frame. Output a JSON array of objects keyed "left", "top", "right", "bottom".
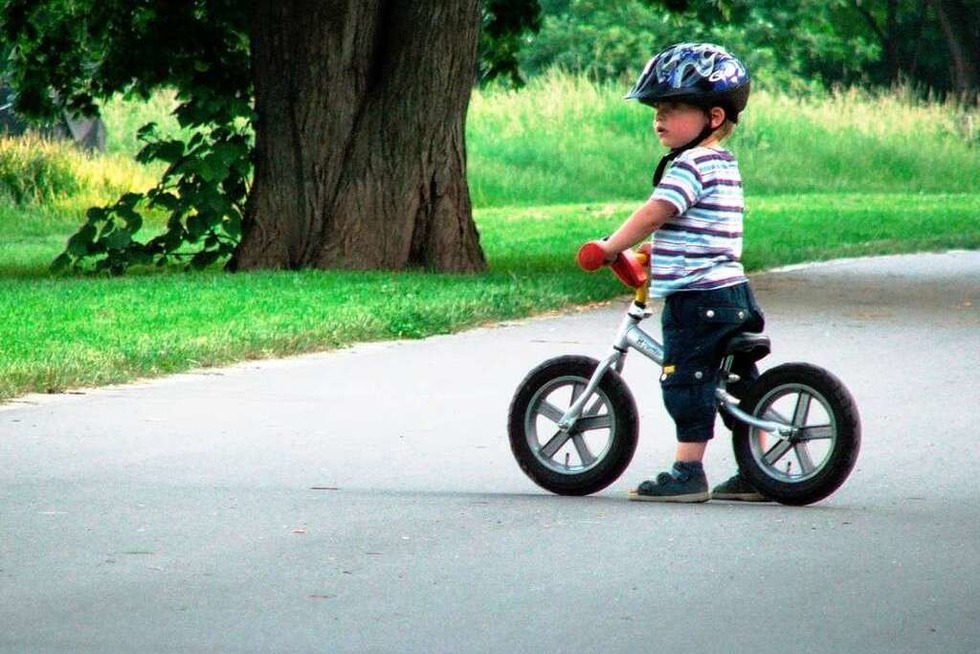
[
  {"left": 629, "top": 285, "right": 758, "bottom": 502},
  {"left": 663, "top": 283, "right": 764, "bottom": 448},
  {"left": 676, "top": 441, "right": 708, "bottom": 463}
]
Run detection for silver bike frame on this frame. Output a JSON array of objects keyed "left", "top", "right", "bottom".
[{"left": 556, "top": 301, "right": 793, "bottom": 437}]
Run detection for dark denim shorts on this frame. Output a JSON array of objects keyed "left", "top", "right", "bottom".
[{"left": 660, "top": 282, "right": 765, "bottom": 443}]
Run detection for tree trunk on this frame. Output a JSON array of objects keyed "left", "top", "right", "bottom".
[
  {"left": 233, "top": 0, "right": 486, "bottom": 272},
  {"left": 927, "top": 0, "right": 978, "bottom": 94},
  {"left": 885, "top": 0, "right": 903, "bottom": 82}
]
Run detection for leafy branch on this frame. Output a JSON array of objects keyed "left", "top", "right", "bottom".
[{"left": 54, "top": 110, "right": 252, "bottom": 275}]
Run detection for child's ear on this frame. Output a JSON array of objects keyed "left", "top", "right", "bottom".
[{"left": 708, "top": 107, "right": 727, "bottom": 129}]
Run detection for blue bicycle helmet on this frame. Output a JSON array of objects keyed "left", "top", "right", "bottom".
[
  {"left": 626, "top": 42, "right": 751, "bottom": 123},
  {"left": 628, "top": 43, "right": 751, "bottom": 186}
]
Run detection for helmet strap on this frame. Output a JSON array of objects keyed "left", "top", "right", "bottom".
[{"left": 652, "top": 120, "right": 716, "bottom": 186}]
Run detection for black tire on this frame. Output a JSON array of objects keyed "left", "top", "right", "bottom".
[
  {"left": 507, "top": 356, "right": 639, "bottom": 496},
  {"left": 731, "top": 363, "right": 861, "bottom": 506}
]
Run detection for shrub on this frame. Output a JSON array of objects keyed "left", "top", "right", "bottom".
[{"left": 0, "top": 135, "right": 81, "bottom": 205}]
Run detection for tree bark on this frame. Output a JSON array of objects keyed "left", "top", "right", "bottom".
[
  {"left": 927, "top": 0, "right": 978, "bottom": 94},
  {"left": 233, "top": 0, "right": 486, "bottom": 272}
]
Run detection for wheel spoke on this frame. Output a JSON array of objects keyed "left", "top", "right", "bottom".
[
  {"left": 798, "top": 424, "right": 834, "bottom": 441},
  {"left": 791, "top": 392, "right": 813, "bottom": 427},
  {"left": 794, "top": 442, "right": 816, "bottom": 475},
  {"left": 536, "top": 399, "right": 565, "bottom": 424},
  {"left": 540, "top": 430, "right": 571, "bottom": 459},
  {"left": 763, "top": 437, "right": 794, "bottom": 466},
  {"left": 571, "top": 433, "right": 596, "bottom": 467},
  {"left": 574, "top": 414, "right": 612, "bottom": 432}
]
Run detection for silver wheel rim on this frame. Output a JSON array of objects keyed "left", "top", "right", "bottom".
[
  {"left": 524, "top": 375, "right": 616, "bottom": 475},
  {"left": 748, "top": 383, "right": 838, "bottom": 483}
]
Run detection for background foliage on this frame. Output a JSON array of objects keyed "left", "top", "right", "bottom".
[
  {"left": 522, "top": 0, "right": 979, "bottom": 95},
  {"left": 0, "top": 18, "right": 977, "bottom": 398},
  {"left": 2, "top": 0, "right": 252, "bottom": 273},
  {"left": 0, "top": 0, "right": 976, "bottom": 276}
]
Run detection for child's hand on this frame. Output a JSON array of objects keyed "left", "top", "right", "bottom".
[
  {"left": 578, "top": 241, "right": 649, "bottom": 288},
  {"left": 601, "top": 241, "right": 621, "bottom": 263},
  {"left": 577, "top": 240, "right": 617, "bottom": 271}
]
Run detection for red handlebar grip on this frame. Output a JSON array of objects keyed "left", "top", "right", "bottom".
[
  {"left": 577, "top": 241, "right": 607, "bottom": 271},
  {"left": 610, "top": 250, "right": 649, "bottom": 288}
]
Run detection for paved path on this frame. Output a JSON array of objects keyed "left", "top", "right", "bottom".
[{"left": 2, "top": 251, "right": 979, "bottom": 653}]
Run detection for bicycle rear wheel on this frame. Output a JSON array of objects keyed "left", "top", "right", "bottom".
[{"left": 731, "top": 363, "right": 861, "bottom": 506}]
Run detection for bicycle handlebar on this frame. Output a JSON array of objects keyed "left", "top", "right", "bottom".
[
  {"left": 576, "top": 240, "right": 650, "bottom": 289},
  {"left": 576, "top": 241, "right": 607, "bottom": 271}
]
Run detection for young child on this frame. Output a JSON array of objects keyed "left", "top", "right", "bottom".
[{"left": 593, "top": 43, "right": 767, "bottom": 503}]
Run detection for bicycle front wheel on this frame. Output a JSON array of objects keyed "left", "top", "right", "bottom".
[{"left": 507, "top": 356, "right": 638, "bottom": 496}]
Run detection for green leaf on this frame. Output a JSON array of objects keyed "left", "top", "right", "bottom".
[
  {"left": 123, "top": 212, "right": 144, "bottom": 233},
  {"left": 102, "top": 229, "right": 133, "bottom": 250},
  {"left": 223, "top": 214, "right": 242, "bottom": 239},
  {"left": 66, "top": 231, "right": 93, "bottom": 257},
  {"left": 136, "top": 122, "right": 159, "bottom": 141},
  {"left": 186, "top": 213, "right": 210, "bottom": 240},
  {"left": 140, "top": 140, "right": 185, "bottom": 166},
  {"left": 197, "top": 155, "right": 227, "bottom": 183},
  {"left": 118, "top": 192, "right": 143, "bottom": 209},
  {"left": 157, "top": 140, "right": 186, "bottom": 165},
  {"left": 149, "top": 191, "right": 180, "bottom": 211},
  {"left": 190, "top": 250, "right": 220, "bottom": 270},
  {"left": 86, "top": 206, "right": 108, "bottom": 222},
  {"left": 78, "top": 220, "right": 98, "bottom": 242},
  {"left": 50, "top": 253, "right": 72, "bottom": 272}
]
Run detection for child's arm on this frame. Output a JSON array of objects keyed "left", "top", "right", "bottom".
[{"left": 598, "top": 198, "right": 677, "bottom": 261}]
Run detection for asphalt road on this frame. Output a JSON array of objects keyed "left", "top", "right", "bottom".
[{"left": 2, "top": 251, "right": 979, "bottom": 653}]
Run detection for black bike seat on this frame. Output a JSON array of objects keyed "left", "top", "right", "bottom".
[{"left": 724, "top": 333, "right": 771, "bottom": 362}]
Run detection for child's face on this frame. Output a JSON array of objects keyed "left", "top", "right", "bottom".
[{"left": 653, "top": 102, "right": 711, "bottom": 149}]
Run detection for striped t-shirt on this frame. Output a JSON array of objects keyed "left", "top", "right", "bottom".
[{"left": 648, "top": 146, "right": 748, "bottom": 298}]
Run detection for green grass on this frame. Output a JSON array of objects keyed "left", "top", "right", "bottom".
[
  {"left": 743, "top": 194, "right": 980, "bottom": 268},
  {"left": 3, "top": 193, "right": 979, "bottom": 401},
  {"left": 0, "top": 75, "right": 977, "bottom": 401}
]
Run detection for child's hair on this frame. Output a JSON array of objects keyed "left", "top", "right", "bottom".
[{"left": 712, "top": 117, "right": 736, "bottom": 142}]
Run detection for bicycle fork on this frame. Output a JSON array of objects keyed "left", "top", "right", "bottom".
[{"left": 557, "top": 304, "right": 659, "bottom": 432}]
